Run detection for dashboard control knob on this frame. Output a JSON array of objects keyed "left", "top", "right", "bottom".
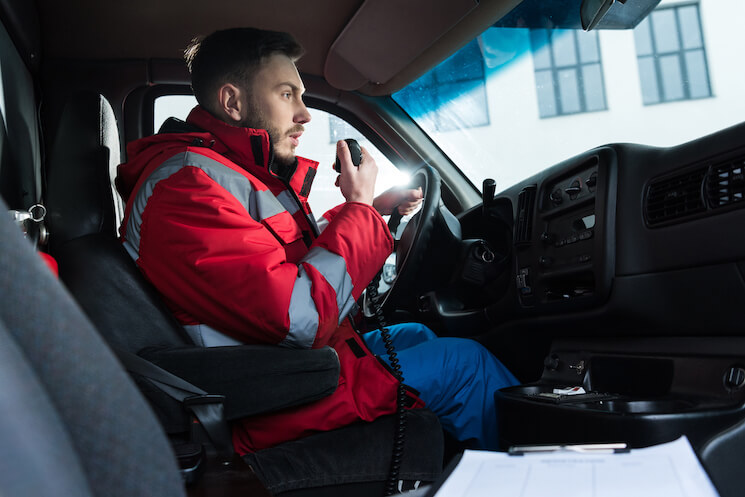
[
  {"left": 725, "top": 366, "right": 745, "bottom": 390},
  {"left": 586, "top": 171, "right": 598, "bottom": 189},
  {"left": 539, "top": 256, "right": 553, "bottom": 268},
  {"left": 540, "top": 231, "right": 555, "bottom": 245},
  {"left": 550, "top": 189, "right": 563, "bottom": 205},
  {"left": 565, "top": 179, "right": 582, "bottom": 198}
]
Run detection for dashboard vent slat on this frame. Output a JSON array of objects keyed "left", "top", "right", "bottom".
[
  {"left": 645, "top": 168, "right": 706, "bottom": 226},
  {"left": 514, "top": 185, "right": 536, "bottom": 244},
  {"left": 706, "top": 159, "right": 745, "bottom": 208}
]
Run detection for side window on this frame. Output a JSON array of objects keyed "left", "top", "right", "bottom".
[
  {"left": 153, "top": 95, "right": 408, "bottom": 216},
  {"left": 302, "top": 109, "right": 408, "bottom": 215},
  {"left": 154, "top": 95, "right": 196, "bottom": 132}
]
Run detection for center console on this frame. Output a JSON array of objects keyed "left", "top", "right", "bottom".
[{"left": 514, "top": 148, "right": 616, "bottom": 312}]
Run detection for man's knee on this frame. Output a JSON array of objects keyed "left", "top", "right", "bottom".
[
  {"left": 437, "top": 338, "right": 515, "bottom": 380},
  {"left": 388, "top": 322, "right": 437, "bottom": 346},
  {"left": 439, "top": 337, "right": 492, "bottom": 362},
  {"left": 403, "top": 323, "right": 437, "bottom": 341}
]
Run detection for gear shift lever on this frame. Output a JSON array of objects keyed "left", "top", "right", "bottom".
[{"left": 482, "top": 178, "right": 496, "bottom": 216}]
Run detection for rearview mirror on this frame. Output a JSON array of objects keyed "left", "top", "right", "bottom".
[{"left": 581, "top": 0, "right": 626, "bottom": 31}]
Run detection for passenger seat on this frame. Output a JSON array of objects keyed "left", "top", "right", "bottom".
[{"left": 0, "top": 194, "right": 185, "bottom": 497}]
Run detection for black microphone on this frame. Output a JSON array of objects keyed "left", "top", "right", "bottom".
[{"left": 334, "top": 138, "right": 362, "bottom": 172}]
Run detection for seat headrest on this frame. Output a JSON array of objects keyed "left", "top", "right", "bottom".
[{"left": 46, "top": 92, "right": 122, "bottom": 253}]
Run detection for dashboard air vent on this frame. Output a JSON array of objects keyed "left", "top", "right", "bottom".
[
  {"left": 514, "top": 185, "right": 536, "bottom": 244},
  {"left": 645, "top": 167, "right": 706, "bottom": 226},
  {"left": 706, "top": 159, "right": 745, "bottom": 208}
]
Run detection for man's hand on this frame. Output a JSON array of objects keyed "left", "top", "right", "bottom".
[
  {"left": 373, "top": 186, "right": 424, "bottom": 216},
  {"left": 335, "top": 140, "right": 377, "bottom": 205}
]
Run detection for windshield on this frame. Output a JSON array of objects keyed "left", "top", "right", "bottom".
[{"left": 393, "top": 0, "right": 745, "bottom": 193}]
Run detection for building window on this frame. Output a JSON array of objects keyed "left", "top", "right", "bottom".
[
  {"left": 634, "top": 4, "right": 711, "bottom": 105},
  {"left": 530, "top": 29, "right": 607, "bottom": 118},
  {"left": 391, "top": 39, "right": 488, "bottom": 132}
]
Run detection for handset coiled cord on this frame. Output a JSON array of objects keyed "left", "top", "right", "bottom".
[
  {"left": 367, "top": 272, "right": 407, "bottom": 496},
  {"left": 339, "top": 138, "right": 408, "bottom": 495}
]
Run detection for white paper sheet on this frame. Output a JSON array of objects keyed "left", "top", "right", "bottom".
[{"left": 431, "top": 437, "right": 719, "bottom": 497}]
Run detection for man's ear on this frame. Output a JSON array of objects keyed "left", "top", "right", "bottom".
[{"left": 216, "top": 83, "right": 244, "bottom": 124}]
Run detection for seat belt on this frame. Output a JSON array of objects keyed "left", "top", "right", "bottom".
[{"left": 115, "top": 349, "right": 234, "bottom": 458}]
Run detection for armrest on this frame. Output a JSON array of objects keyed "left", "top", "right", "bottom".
[{"left": 140, "top": 345, "right": 339, "bottom": 420}]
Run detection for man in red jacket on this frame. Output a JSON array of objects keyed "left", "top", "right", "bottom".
[{"left": 117, "top": 27, "right": 517, "bottom": 454}]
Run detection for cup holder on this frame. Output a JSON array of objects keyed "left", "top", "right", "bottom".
[
  {"left": 501, "top": 384, "right": 697, "bottom": 414},
  {"left": 497, "top": 382, "right": 740, "bottom": 450},
  {"left": 577, "top": 399, "right": 695, "bottom": 414}
]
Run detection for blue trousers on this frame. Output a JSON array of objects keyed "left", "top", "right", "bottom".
[{"left": 362, "top": 323, "right": 518, "bottom": 451}]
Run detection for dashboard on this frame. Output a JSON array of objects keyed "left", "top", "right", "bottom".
[
  {"left": 436, "top": 119, "right": 745, "bottom": 345},
  {"left": 457, "top": 120, "right": 745, "bottom": 455}
]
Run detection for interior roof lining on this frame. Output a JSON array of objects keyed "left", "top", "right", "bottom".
[{"left": 35, "top": 0, "right": 523, "bottom": 96}]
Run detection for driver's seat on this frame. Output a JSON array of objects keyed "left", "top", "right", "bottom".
[{"left": 43, "top": 91, "right": 444, "bottom": 495}]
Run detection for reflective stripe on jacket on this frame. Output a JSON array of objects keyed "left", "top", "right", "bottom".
[{"left": 117, "top": 106, "right": 412, "bottom": 453}]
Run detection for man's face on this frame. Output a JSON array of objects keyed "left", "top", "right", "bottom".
[{"left": 239, "top": 53, "right": 311, "bottom": 168}]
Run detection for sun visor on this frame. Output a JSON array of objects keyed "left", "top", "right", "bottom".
[
  {"left": 324, "top": 0, "right": 478, "bottom": 91},
  {"left": 495, "top": 0, "right": 660, "bottom": 30}
]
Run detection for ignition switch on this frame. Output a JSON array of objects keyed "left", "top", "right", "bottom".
[
  {"left": 569, "top": 359, "right": 586, "bottom": 376},
  {"left": 474, "top": 241, "right": 495, "bottom": 263}
]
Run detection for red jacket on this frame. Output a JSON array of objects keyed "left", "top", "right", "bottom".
[{"left": 117, "top": 106, "right": 416, "bottom": 454}]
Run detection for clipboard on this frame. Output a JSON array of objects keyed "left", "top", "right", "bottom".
[
  {"left": 421, "top": 436, "right": 720, "bottom": 497},
  {"left": 422, "top": 442, "right": 629, "bottom": 496}
]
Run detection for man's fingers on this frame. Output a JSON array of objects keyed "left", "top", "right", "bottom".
[{"left": 408, "top": 187, "right": 424, "bottom": 201}]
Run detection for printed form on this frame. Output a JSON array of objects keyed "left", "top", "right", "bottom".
[{"left": 429, "top": 437, "right": 719, "bottom": 497}]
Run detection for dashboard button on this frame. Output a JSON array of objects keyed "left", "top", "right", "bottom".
[{"left": 516, "top": 267, "right": 532, "bottom": 295}]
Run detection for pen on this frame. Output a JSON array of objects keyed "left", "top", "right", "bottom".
[{"left": 508, "top": 442, "right": 629, "bottom": 455}]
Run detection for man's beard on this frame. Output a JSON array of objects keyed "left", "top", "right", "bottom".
[{"left": 238, "top": 104, "right": 303, "bottom": 171}]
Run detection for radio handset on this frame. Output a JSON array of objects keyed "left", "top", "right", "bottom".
[
  {"left": 337, "top": 139, "right": 407, "bottom": 496},
  {"left": 334, "top": 138, "right": 362, "bottom": 172}
]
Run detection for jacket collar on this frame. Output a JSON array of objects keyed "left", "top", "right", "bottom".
[
  {"left": 186, "top": 105, "right": 274, "bottom": 172},
  {"left": 185, "top": 106, "right": 318, "bottom": 204}
]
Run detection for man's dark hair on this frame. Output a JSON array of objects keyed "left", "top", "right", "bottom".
[{"left": 184, "top": 27, "right": 304, "bottom": 114}]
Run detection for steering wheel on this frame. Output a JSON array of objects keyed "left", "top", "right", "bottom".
[{"left": 365, "top": 165, "right": 442, "bottom": 315}]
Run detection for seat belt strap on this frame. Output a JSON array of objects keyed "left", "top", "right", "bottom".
[{"left": 115, "top": 349, "right": 234, "bottom": 458}]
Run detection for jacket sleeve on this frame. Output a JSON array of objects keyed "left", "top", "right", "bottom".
[
  {"left": 134, "top": 165, "right": 392, "bottom": 349},
  {"left": 315, "top": 203, "right": 344, "bottom": 233}
]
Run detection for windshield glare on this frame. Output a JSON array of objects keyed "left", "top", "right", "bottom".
[{"left": 393, "top": 1, "right": 745, "bottom": 193}]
